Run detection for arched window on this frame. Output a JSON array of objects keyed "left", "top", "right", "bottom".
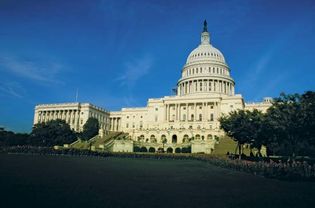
[
  {"left": 183, "top": 134, "right": 189, "bottom": 143},
  {"left": 150, "top": 135, "right": 157, "bottom": 143},
  {"left": 138, "top": 135, "right": 145, "bottom": 142},
  {"left": 172, "top": 135, "right": 177, "bottom": 144},
  {"left": 161, "top": 135, "right": 167, "bottom": 144}
]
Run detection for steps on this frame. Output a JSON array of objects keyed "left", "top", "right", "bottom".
[
  {"left": 92, "top": 132, "right": 121, "bottom": 147},
  {"left": 69, "top": 132, "right": 130, "bottom": 151}
]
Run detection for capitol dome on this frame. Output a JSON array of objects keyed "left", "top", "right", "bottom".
[
  {"left": 177, "top": 20, "right": 235, "bottom": 97},
  {"left": 186, "top": 44, "right": 226, "bottom": 65}
]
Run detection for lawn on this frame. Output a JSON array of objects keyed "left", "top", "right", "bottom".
[{"left": 0, "top": 154, "right": 314, "bottom": 208}]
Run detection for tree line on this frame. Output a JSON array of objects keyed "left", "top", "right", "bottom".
[
  {"left": 219, "top": 91, "right": 315, "bottom": 159},
  {"left": 0, "top": 118, "right": 100, "bottom": 147}
]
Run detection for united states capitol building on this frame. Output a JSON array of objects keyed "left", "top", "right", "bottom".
[{"left": 34, "top": 21, "right": 272, "bottom": 154}]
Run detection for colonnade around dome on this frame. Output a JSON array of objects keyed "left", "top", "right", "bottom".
[{"left": 33, "top": 21, "right": 272, "bottom": 154}]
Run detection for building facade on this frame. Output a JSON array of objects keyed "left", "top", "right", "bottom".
[
  {"left": 34, "top": 103, "right": 110, "bottom": 132},
  {"left": 33, "top": 21, "right": 272, "bottom": 153},
  {"left": 107, "top": 21, "right": 272, "bottom": 153}
]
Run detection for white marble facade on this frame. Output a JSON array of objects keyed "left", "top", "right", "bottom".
[
  {"left": 33, "top": 22, "right": 272, "bottom": 153},
  {"left": 34, "top": 103, "right": 110, "bottom": 132}
]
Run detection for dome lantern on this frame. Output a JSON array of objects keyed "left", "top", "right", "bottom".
[{"left": 201, "top": 20, "right": 210, "bottom": 45}]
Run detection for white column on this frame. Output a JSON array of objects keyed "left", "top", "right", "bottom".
[
  {"left": 202, "top": 103, "right": 207, "bottom": 121},
  {"left": 194, "top": 103, "right": 197, "bottom": 121},
  {"left": 227, "top": 83, "right": 229, "bottom": 95},
  {"left": 195, "top": 80, "right": 197, "bottom": 92},
  {"left": 205, "top": 102, "right": 208, "bottom": 121},
  {"left": 165, "top": 104, "right": 168, "bottom": 121},
  {"left": 175, "top": 104, "right": 178, "bottom": 121},
  {"left": 206, "top": 80, "right": 209, "bottom": 92},
  {"left": 189, "top": 81, "right": 192, "bottom": 93}
]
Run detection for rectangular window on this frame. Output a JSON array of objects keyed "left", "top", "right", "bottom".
[{"left": 210, "top": 113, "right": 214, "bottom": 121}]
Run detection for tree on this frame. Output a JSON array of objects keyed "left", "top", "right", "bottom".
[
  {"left": 0, "top": 129, "right": 29, "bottom": 146},
  {"left": 265, "top": 92, "right": 314, "bottom": 158},
  {"left": 301, "top": 91, "right": 315, "bottom": 156},
  {"left": 81, "top": 118, "right": 99, "bottom": 140},
  {"left": 219, "top": 110, "right": 264, "bottom": 159},
  {"left": 30, "top": 119, "right": 77, "bottom": 146}
]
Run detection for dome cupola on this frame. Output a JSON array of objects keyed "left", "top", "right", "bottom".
[{"left": 177, "top": 20, "right": 235, "bottom": 97}]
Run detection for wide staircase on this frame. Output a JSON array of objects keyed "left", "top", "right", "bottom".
[{"left": 69, "top": 132, "right": 129, "bottom": 151}]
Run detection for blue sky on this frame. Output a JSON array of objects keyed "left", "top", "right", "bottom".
[{"left": 0, "top": 0, "right": 314, "bottom": 132}]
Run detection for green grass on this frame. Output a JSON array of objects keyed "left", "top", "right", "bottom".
[
  {"left": 1, "top": 154, "right": 314, "bottom": 208},
  {"left": 213, "top": 136, "right": 237, "bottom": 155},
  {"left": 213, "top": 136, "right": 252, "bottom": 156}
]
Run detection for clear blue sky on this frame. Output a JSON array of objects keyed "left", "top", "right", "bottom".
[{"left": 0, "top": 0, "right": 314, "bottom": 133}]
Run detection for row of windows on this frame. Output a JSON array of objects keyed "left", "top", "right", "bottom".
[
  {"left": 125, "top": 113, "right": 214, "bottom": 128},
  {"left": 184, "top": 66, "right": 228, "bottom": 77},
  {"left": 138, "top": 134, "right": 218, "bottom": 142},
  {"left": 170, "top": 105, "right": 214, "bottom": 110},
  {"left": 126, "top": 115, "right": 143, "bottom": 119},
  {"left": 169, "top": 113, "right": 214, "bottom": 122},
  {"left": 190, "top": 52, "right": 222, "bottom": 60}
]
